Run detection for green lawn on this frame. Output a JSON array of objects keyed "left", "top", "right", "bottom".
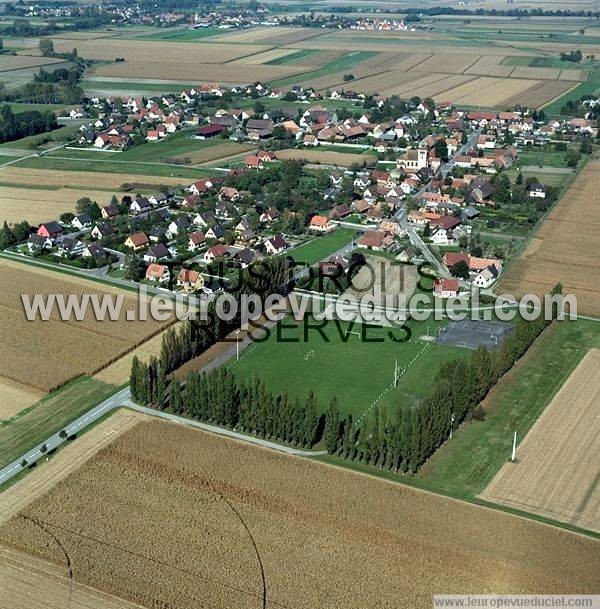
[
  {"left": 0, "top": 376, "right": 118, "bottom": 469},
  {"left": 543, "top": 72, "right": 600, "bottom": 115},
  {"left": 229, "top": 316, "right": 463, "bottom": 419},
  {"left": 265, "top": 49, "right": 323, "bottom": 65},
  {"left": 135, "top": 27, "right": 221, "bottom": 41},
  {"left": 6, "top": 102, "right": 69, "bottom": 114},
  {"left": 413, "top": 319, "right": 600, "bottom": 500},
  {"left": 82, "top": 80, "right": 198, "bottom": 94},
  {"left": 272, "top": 51, "right": 379, "bottom": 88},
  {"left": 515, "top": 147, "right": 569, "bottom": 168},
  {"left": 287, "top": 228, "right": 360, "bottom": 266},
  {"left": 14, "top": 154, "right": 216, "bottom": 179}
]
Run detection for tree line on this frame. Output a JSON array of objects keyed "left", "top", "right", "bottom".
[
  {"left": 0, "top": 104, "right": 58, "bottom": 144},
  {"left": 132, "top": 364, "right": 322, "bottom": 449},
  {"left": 131, "top": 275, "right": 560, "bottom": 472}
]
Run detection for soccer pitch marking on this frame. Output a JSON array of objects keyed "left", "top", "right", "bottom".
[{"left": 356, "top": 340, "right": 431, "bottom": 425}]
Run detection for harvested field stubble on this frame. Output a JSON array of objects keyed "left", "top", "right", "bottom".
[
  {"left": 92, "top": 60, "right": 301, "bottom": 84},
  {"left": 0, "top": 421, "right": 598, "bottom": 609},
  {"left": 480, "top": 349, "right": 600, "bottom": 533},
  {"left": 0, "top": 259, "right": 169, "bottom": 391},
  {"left": 498, "top": 161, "right": 600, "bottom": 316}
]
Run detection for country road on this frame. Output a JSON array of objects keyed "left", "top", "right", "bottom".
[{"left": 0, "top": 386, "right": 326, "bottom": 488}]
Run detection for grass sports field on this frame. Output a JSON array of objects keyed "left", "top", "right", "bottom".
[
  {"left": 287, "top": 228, "right": 359, "bottom": 266},
  {"left": 229, "top": 316, "right": 463, "bottom": 419}
]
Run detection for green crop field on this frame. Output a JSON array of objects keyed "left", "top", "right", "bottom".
[
  {"left": 272, "top": 51, "right": 379, "bottom": 88},
  {"left": 0, "top": 376, "right": 117, "bottom": 469},
  {"left": 135, "top": 27, "right": 221, "bottom": 41},
  {"left": 14, "top": 155, "right": 216, "bottom": 179},
  {"left": 229, "top": 316, "right": 464, "bottom": 419},
  {"left": 287, "top": 228, "right": 360, "bottom": 266}
]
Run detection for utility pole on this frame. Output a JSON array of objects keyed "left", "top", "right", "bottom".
[
  {"left": 449, "top": 412, "right": 455, "bottom": 439},
  {"left": 236, "top": 330, "right": 240, "bottom": 361},
  {"left": 511, "top": 431, "right": 517, "bottom": 462},
  {"left": 394, "top": 358, "right": 400, "bottom": 387}
]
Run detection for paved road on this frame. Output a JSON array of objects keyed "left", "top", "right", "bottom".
[
  {"left": 0, "top": 383, "right": 326, "bottom": 488},
  {"left": 0, "top": 386, "right": 130, "bottom": 487},
  {"left": 394, "top": 128, "right": 482, "bottom": 279}
]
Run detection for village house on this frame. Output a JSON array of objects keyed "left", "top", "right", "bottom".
[
  {"left": 264, "top": 234, "right": 288, "bottom": 255},
  {"left": 433, "top": 278, "right": 460, "bottom": 298},
  {"left": 329, "top": 204, "right": 352, "bottom": 220},
  {"left": 188, "top": 179, "right": 213, "bottom": 196},
  {"left": 260, "top": 207, "right": 279, "bottom": 223},
  {"left": 529, "top": 183, "right": 548, "bottom": 199},
  {"left": 145, "top": 264, "right": 170, "bottom": 284},
  {"left": 188, "top": 231, "right": 206, "bottom": 251},
  {"left": 57, "top": 238, "right": 85, "bottom": 258},
  {"left": 37, "top": 221, "right": 62, "bottom": 240},
  {"left": 125, "top": 232, "right": 150, "bottom": 252},
  {"left": 101, "top": 203, "right": 119, "bottom": 220},
  {"left": 204, "top": 244, "right": 230, "bottom": 262},
  {"left": 91, "top": 222, "right": 115, "bottom": 240},
  {"left": 205, "top": 224, "right": 225, "bottom": 241},
  {"left": 193, "top": 211, "right": 216, "bottom": 227},
  {"left": 71, "top": 214, "right": 93, "bottom": 230},
  {"left": 309, "top": 215, "right": 335, "bottom": 233},
  {"left": 143, "top": 243, "right": 170, "bottom": 263},
  {"left": 357, "top": 230, "right": 392, "bottom": 251},
  {"left": 82, "top": 243, "right": 108, "bottom": 263},
  {"left": 177, "top": 268, "right": 204, "bottom": 292},
  {"left": 27, "top": 234, "right": 52, "bottom": 253},
  {"left": 167, "top": 216, "right": 191, "bottom": 238},
  {"left": 130, "top": 197, "right": 152, "bottom": 215}
]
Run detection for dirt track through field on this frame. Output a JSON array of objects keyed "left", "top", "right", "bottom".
[{"left": 480, "top": 349, "right": 600, "bottom": 533}]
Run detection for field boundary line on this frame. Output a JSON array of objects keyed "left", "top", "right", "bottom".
[{"left": 356, "top": 341, "right": 431, "bottom": 425}]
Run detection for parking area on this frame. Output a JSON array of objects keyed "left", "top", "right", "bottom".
[{"left": 436, "top": 319, "right": 514, "bottom": 350}]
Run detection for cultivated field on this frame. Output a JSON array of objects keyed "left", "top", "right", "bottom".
[
  {"left": 0, "top": 419, "right": 598, "bottom": 609},
  {"left": 275, "top": 148, "right": 375, "bottom": 167},
  {"left": 0, "top": 409, "right": 144, "bottom": 525},
  {"left": 499, "top": 161, "right": 600, "bottom": 316},
  {"left": 176, "top": 142, "right": 256, "bottom": 165},
  {"left": 0, "top": 55, "right": 67, "bottom": 72},
  {"left": 0, "top": 167, "right": 189, "bottom": 224},
  {"left": 0, "top": 259, "right": 170, "bottom": 392},
  {"left": 480, "top": 348, "right": 600, "bottom": 533},
  {"left": 94, "top": 321, "right": 185, "bottom": 386},
  {"left": 0, "top": 378, "right": 42, "bottom": 421},
  {"left": 0, "top": 167, "right": 189, "bottom": 190},
  {"left": 90, "top": 60, "right": 301, "bottom": 84}
]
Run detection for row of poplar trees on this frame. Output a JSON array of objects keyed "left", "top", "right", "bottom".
[
  {"left": 131, "top": 256, "right": 291, "bottom": 403},
  {"left": 131, "top": 270, "right": 560, "bottom": 472}
]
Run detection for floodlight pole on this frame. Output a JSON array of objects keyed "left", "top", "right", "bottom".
[
  {"left": 394, "top": 358, "right": 399, "bottom": 387},
  {"left": 450, "top": 412, "right": 455, "bottom": 439},
  {"left": 236, "top": 330, "right": 240, "bottom": 361},
  {"left": 511, "top": 431, "right": 517, "bottom": 462}
]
